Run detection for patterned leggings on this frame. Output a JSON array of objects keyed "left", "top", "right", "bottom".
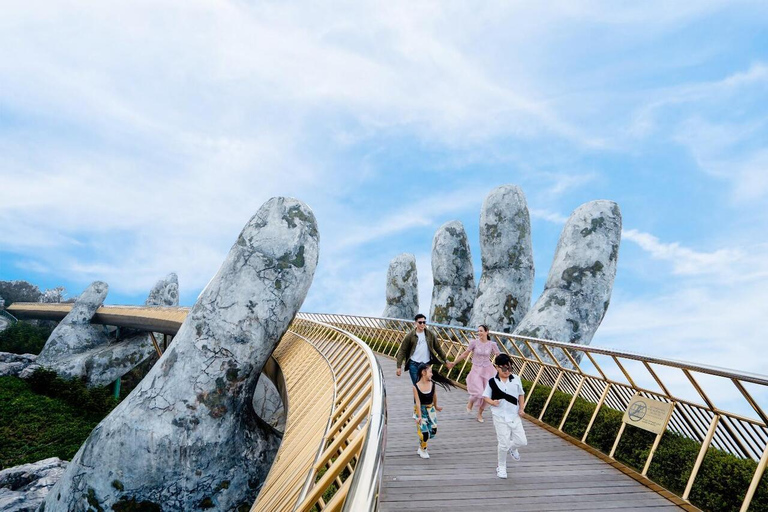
[{"left": 415, "top": 404, "right": 438, "bottom": 449}]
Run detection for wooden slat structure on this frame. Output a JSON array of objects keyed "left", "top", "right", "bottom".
[
  {"left": 253, "top": 331, "right": 336, "bottom": 510},
  {"left": 376, "top": 355, "right": 684, "bottom": 511}
]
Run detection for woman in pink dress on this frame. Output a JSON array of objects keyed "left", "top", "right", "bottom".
[{"left": 446, "top": 325, "right": 500, "bottom": 422}]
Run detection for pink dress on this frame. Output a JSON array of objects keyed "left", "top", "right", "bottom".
[{"left": 465, "top": 339, "right": 501, "bottom": 407}]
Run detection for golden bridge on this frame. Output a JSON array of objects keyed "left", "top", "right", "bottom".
[{"left": 8, "top": 303, "right": 768, "bottom": 511}]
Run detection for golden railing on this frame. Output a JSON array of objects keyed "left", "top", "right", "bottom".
[
  {"left": 253, "top": 317, "right": 386, "bottom": 511},
  {"left": 300, "top": 313, "right": 768, "bottom": 512},
  {"left": 7, "top": 304, "right": 387, "bottom": 511}
]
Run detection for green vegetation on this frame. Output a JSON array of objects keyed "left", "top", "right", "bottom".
[
  {"left": 522, "top": 377, "right": 768, "bottom": 512},
  {"left": 0, "top": 321, "right": 53, "bottom": 355},
  {"left": 0, "top": 372, "right": 119, "bottom": 469}
]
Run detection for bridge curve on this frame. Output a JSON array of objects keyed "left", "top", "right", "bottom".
[{"left": 8, "top": 303, "right": 768, "bottom": 511}]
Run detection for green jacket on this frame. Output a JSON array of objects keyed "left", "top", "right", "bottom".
[{"left": 396, "top": 328, "right": 447, "bottom": 369}]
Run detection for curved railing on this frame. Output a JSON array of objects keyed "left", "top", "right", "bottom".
[
  {"left": 300, "top": 313, "right": 768, "bottom": 512},
  {"left": 6, "top": 303, "right": 386, "bottom": 511},
  {"left": 0, "top": 309, "right": 18, "bottom": 326},
  {"left": 253, "top": 316, "right": 386, "bottom": 511}
]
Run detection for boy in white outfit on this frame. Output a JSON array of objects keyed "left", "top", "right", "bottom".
[{"left": 482, "top": 353, "right": 527, "bottom": 479}]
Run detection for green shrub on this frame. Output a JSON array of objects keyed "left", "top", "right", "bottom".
[
  {"left": 0, "top": 321, "right": 53, "bottom": 355},
  {"left": 0, "top": 376, "right": 112, "bottom": 469},
  {"left": 26, "top": 368, "right": 119, "bottom": 415},
  {"left": 520, "top": 377, "right": 768, "bottom": 511}
]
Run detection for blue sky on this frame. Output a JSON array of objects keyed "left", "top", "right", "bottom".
[{"left": 1, "top": 1, "right": 767, "bottom": 384}]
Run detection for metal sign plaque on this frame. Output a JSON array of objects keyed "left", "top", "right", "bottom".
[{"left": 622, "top": 393, "right": 674, "bottom": 435}]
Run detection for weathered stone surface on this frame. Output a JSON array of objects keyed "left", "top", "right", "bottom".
[
  {"left": 35, "top": 282, "right": 109, "bottom": 369},
  {"left": 470, "top": 185, "right": 534, "bottom": 333},
  {"left": 252, "top": 376, "right": 285, "bottom": 432},
  {"left": 44, "top": 197, "right": 319, "bottom": 511},
  {"left": 513, "top": 200, "right": 621, "bottom": 363},
  {"left": 0, "top": 352, "right": 37, "bottom": 377},
  {"left": 146, "top": 273, "right": 179, "bottom": 307},
  {"left": 0, "top": 457, "right": 67, "bottom": 512},
  {"left": 429, "top": 221, "right": 475, "bottom": 326},
  {"left": 78, "top": 272, "right": 182, "bottom": 387},
  {"left": 382, "top": 253, "right": 418, "bottom": 320},
  {"left": 27, "top": 274, "right": 181, "bottom": 387}
]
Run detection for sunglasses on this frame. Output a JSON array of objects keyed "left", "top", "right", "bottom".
[
  {"left": 416, "top": 321, "right": 426, "bottom": 324},
  {"left": 497, "top": 366, "right": 512, "bottom": 372}
]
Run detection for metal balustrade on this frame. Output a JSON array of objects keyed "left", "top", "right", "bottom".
[
  {"left": 299, "top": 312, "right": 768, "bottom": 512},
  {"left": 254, "top": 317, "right": 386, "bottom": 511},
  {"left": 0, "top": 309, "right": 18, "bottom": 325}
]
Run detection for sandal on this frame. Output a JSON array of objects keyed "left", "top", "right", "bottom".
[{"left": 476, "top": 416, "right": 484, "bottom": 423}]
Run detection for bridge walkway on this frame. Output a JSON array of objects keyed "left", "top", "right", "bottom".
[{"left": 377, "top": 355, "right": 682, "bottom": 511}]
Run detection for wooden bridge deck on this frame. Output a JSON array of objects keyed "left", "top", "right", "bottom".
[{"left": 377, "top": 356, "right": 683, "bottom": 511}]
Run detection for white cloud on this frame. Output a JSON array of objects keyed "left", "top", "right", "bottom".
[
  {"left": 622, "top": 229, "right": 744, "bottom": 276},
  {"left": 596, "top": 279, "right": 768, "bottom": 415}
]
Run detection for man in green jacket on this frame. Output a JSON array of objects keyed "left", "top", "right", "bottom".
[{"left": 396, "top": 313, "right": 447, "bottom": 384}]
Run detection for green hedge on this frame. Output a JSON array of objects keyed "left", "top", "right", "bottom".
[
  {"left": 361, "top": 335, "right": 768, "bottom": 512},
  {"left": 0, "top": 321, "right": 53, "bottom": 355},
  {"left": 522, "top": 378, "right": 768, "bottom": 512}
]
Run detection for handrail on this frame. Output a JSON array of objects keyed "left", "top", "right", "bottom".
[
  {"left": 300, "top": 312, "right": 768, "bottom": 512},
  {"left": 8, "top": 303, "right": 386, "bottom": 511},
  {"left": 0, "top": 309, "right": 18, "bottom": 325},
  {"left": 279, "top": 316, "right": 386, "bottom": 512},
  {"left": 7, "top": 303, "right": 189, "bottom": 335}
]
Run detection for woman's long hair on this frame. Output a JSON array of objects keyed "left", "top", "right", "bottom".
[{"left": 418, "top": 361, "right": 457, "bottom": 391}]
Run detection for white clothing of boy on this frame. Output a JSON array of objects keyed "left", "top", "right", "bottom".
[{"left": 482, "top": 371, "right": 527, "bottom": 475}]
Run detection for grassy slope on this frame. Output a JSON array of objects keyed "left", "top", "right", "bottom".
[{"left": 0, "top": 376, "right": 107, "bottom": 469}]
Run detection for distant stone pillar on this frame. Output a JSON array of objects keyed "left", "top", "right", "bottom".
[
  {"left": 429, "top": 221, "right": 475, "bottom": 326},
  {"left": 514, "top": 200, "right": 621, "bottom": 364},
  {"left": 146, "top": 273, "right": 179, "bottom": 307},
  {"left": 470, "top": 185, "right": 534, "bottom": 333},
  {"left": 382, "top": 253, "right": 418, "bottom": 320},
  {"left": 35, "top": 281, "right": 110, "bottom": 371}
]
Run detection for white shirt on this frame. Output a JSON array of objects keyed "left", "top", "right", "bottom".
[
  {"left": 482, "top": 374, "right": 525, "bottom": 421},
  {"left": 411, "top": 331, "right": 430, "bottom": 363}
]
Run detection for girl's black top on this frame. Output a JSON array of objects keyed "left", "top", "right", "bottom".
[{"left": 415, "top": 382, "right": 435, "bottom": 405}]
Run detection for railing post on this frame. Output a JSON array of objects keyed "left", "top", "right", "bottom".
[
  {"left": 609, "top": 422, "right": 626, "bottom": 459},
  {"left": 538, "top": 371, "right": 564, "bottom": 421},
  {"left": 683, "top": 414, "right": 720, "bottom": 501},
  {"left": 582, "top": 382, "right": 611, "bottom": 444},
  {"left": 559, "top": 376, "right": 586, "bottom": 431},
  {"left": 642, "top": 403, "right": 675, "bottom": 476},
  {"left": 740, "top": 440, "right": 768, "bottom": 512}
]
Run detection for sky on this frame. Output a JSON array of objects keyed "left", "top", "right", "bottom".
[{"left": 1, "top": 1, "right": 767, "bottom": 405}]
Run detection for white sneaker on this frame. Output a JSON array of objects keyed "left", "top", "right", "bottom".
[
  {"left": 417, "top": 447, "right": 430, "bottom": 459},
  {"left": 496, "top": 466, "right": 507, "bottom": 479},
  {"left": 509, "top": 448, "right": 520, "bottom": 461}
]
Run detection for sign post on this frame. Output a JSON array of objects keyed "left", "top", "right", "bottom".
[{"left": 617, "top": 393, "right": 675, "bottom": 476}]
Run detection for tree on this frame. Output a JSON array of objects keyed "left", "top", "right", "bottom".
[
  {"left": 41, "top": 286, "right": 67, "bottom": 303},
  {"left": 0, "top": 281, "right": 42, "bottom": 306}
]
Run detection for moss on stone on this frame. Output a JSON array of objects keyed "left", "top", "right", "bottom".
[
  {"left": 86, "top": 487, "right": 104, "bottom": 512},
  {"left": 580, "top": 217, "right": 605, "bottom": 237},
  {"left": 561, "top": 261, "right": 604, "bottom": 288},
  {"left": 277, "top": 246, "right": 305, "bottom": 269},
  {"left": 198, "top": 497, "right": 215, "bottom": 509},
  {"left": 111, "top": 498, "right": 162, "bottom": 512}
]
